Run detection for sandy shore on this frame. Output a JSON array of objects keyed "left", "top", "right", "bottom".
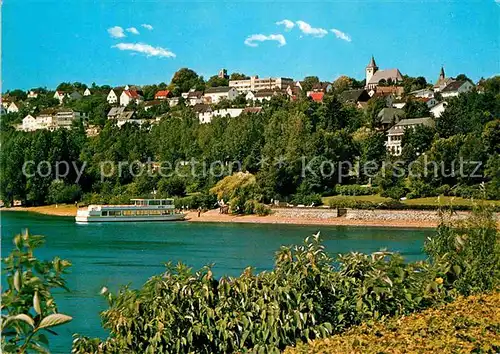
[{"left": 4, "top": 204, "right": 78, "bottom": 217}]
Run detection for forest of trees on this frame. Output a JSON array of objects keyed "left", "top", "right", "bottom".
[{"left": 1, "top": 73, "right": 499, "bottom": 207}]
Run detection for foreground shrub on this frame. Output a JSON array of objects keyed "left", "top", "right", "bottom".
[
  {"left": 425, "top": 206, "right": 500, "bottom": 295},
  {"left": 285, "top": 292, "right": 500, "bottom": 354},
  {"left": 1, "top": 230, "right": 72, "bottom": 353}
]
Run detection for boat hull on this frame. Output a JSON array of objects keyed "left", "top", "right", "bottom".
[{"left": 75, "top": 213, "right": 186, "bottom": 223}]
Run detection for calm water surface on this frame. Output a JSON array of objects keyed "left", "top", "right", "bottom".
[{"left": 1, "top": 211, "right": 433, "bottom": 353}]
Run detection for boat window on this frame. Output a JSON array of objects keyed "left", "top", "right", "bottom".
[
  {"left": 101, "top": 211, "right": 108, "bottom": 216},
  {"left": 123, "top": 210, "right": 135, "bottom": 216},
  {"left": 149, "top": 200, "right": 161, "bottom": 206},
  {"left": 108, "top": 210, "right": 121, "bottom": 217}
]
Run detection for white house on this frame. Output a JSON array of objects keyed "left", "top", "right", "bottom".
[
  {"left": 193, "top": 105, "right": 245, "bottom": 124},
  {"left": 247, "top": 90, "right": 276, "bottom": 102},
  {"left": 20, "top": 113, "right": 56, "bottom": 132},
  {"left": 120, "top": 90, "right": 143, "bottom": 106},
  {"left": 83, "top": 88, "right": 92, "bottom": 96},
  {"left": 53, "top": 91, "right": 68, "bottom": 104},
  {"left": 107, "top": 89, "right": 121, "bottom": 104},
  {"left": 386, "top": 117, "right": 434, "bottom": 155},
  {"left": 1, "top": 97, "right": 11, "bottom": 109},
  {"left": 186, "top": 91, "right": 204, "bottom": 106},
  {"left": 440, "top": 81, "right": 475, "bottom": 98},
  {"left": 430, "top": 101, "right": 448, "bottom": 118},
  {"left": 167, "top": 97, "right": 180, "bottom": 107},
  {"left": 7, "top": 102, "right": 21, "bottom": 113},
  {"left": 409, "top": 88, "right": 434, "bottom": 98},
  {"left": 21, "top": 115, "right": 38, "bottom": 131},
  {"left": 245, "top": 91, "right": 256, "bottom": 101},
  {"left": 203, "top": 87, "right": 238, "bottom": 104},
  {"left": 27, "top": 90, "right": 38, "bottom": 99}
]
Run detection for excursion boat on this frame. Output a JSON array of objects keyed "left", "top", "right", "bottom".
[{"left": 75, "top": 198, "right": 185, "bottom": 223}]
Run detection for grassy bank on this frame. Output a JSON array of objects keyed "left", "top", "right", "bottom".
[{"left": 285, "top": 291, "right": 500, "bottom": 354}]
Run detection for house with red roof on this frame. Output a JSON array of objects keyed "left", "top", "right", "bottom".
[
  {"left": 154, "top": 90, "right": 172, "bottom": 100},
  {"left": 308, "top": 91, "right": 324, "bottom": 103},
  {"left": 120, "top": 90, "right": 144, "bottom": 106}
]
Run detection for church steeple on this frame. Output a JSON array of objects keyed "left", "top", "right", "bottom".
[
  {"left": 366, "top": 55, "right": 379, "bottom": 86},
  {"left": 439, "top": 66, "right": 445, "bottom": 81},
  {"left": 367, "top": 55, "right": 378, "bottom": 69}
]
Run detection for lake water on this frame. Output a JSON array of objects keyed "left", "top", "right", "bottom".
[{"left": 1, "top": 211, "right": 433, "bottom": 353}]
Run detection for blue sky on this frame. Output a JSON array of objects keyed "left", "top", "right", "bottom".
[{"left": 3, "top": 0, "right": 499, "bottom": 91}]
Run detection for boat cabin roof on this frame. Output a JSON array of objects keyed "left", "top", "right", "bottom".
[
  {"left": 130, "top": 198, "right": 174, "bottom": 202},
  {"left": 130, "top": 198, "right": 174, "bottom": 206}
]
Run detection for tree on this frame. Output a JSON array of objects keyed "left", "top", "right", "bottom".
[
  {"left": 5, "top": 89, "right": 27, "bottom": 101},
  {"left": 436, "top": 91, "right": 498, "bottom": 138},
  {"left": 46, "top": 179, "right": 82, "bottom": 204},
  {"left": 401, "top": 124, "right": 436, "bottom": 161},
  {"left": 403, "top": 99, "right": 430, "bottom": 118},
  {"left": 158, "top": 177, "right": 187, "bottom": 197},
  {"left": 332, "top": 76, "right": 353, "bottom": 94},
  {"left": 229, "top": 72, "right": 249, "bottom": 80},
  {"left": 206, "top": 75, "right": 229, "bottom": 87},
  {"left": 170, "top": 68, "right": 205, "bottom": 94},
  {"left": 455, "top": 73, "right": 471, "bottom": 82},
  {"left": 364, "top": 97, "right": 386, "bottom": 129},
  {"left": 300, "top": 76, "right": 320, "bottom": 93}
]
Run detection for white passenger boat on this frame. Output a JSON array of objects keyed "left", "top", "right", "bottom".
[{"left": 75, "top": 198, "right": 185, "bottom": 223}]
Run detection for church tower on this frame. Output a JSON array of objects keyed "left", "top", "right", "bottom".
[{"left": 366, "top": 55, "right": 378, "bottom": 86}]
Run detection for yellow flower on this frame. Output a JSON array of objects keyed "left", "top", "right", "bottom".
[{"left": 435, "top": 277, "right": 443, "bottom": 284}]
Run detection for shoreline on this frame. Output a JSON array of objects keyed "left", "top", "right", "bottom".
[
  {"left": 3, "top": 205, "right": 437, "bottom": 228},
  {"left": 5, "top": 205, "right": 499, "bottom": 229}
]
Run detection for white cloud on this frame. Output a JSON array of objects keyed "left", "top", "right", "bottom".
[
  {"left": 108, "top": 26, "right": 126, "bottom": 38},
  {"left": 276, "top": 19, "right": 295, "bottom": 30},
  {"left": 295, "top": 21, "right": 328, "bottom": 38},
  {"left": 331, "top": 28, "right": 351, "bottom": 42},
  {"left": 126, "top": 27, "right": 140, "bottom": 35},
  {"left": 141, "top": 24, "right": 153, "bottom": 30},
  {"left": 244, "top": 34, "right": 286, "bottom": 47},
  {"left": 113, "top": 42, "right": 176, "bottom": 58}
]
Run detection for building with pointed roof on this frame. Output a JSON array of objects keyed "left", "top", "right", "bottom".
[
  {"left": 365, "top": 56, "right": 403, "bottom": 90},
  {"left": 433, "top": 66, "right": 455, "bottom": 92}
]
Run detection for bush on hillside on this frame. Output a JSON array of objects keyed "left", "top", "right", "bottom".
[
  {"left": 285, "top": 292, "right": 500, "bottom": 354},
  {"left": 334, "top": 185, "right": 379, "bottom": 196}
]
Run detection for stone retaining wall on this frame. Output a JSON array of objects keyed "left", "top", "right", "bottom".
[
  {"left": 345, "top": 209, "right": 470, "bottom": 222},
  {"left": 271, "top": 207, "right": 339, "bottom": 220},
  {"left": 271, "top": 207, "right": 497, "bottom": 222}
]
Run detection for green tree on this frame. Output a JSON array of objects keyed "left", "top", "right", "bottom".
[
  {"left": 206, "top": 75, "right": 229, "bottom": 87},
  {"left": 170, "top": 68, "right": 205, "bottom": 94}
]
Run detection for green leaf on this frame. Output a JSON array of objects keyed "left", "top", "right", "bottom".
[
  {"left": 34, "top": 291, "right": 42, "bottom": 315},
  {"left": 38, "top": 313, "right": 72, "bottom": 329}
]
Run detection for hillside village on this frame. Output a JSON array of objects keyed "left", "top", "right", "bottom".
[{"left": 0, "top": 56, "right": 489, "bottom": 156}]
